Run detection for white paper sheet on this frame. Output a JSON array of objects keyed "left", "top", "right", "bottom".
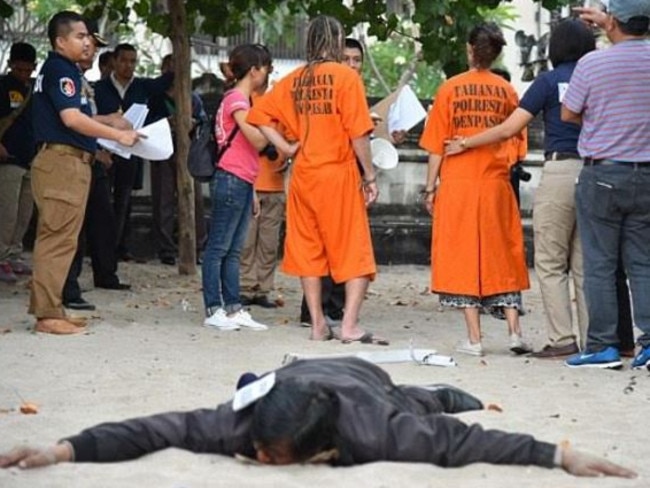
[
  {"left": 282, "top": 349, "right": 457, "bottom": 367},
  {"left": 387, "top": 85, "right": 428, "bottom": 134},
  {"left": 129, "top": 118, "right": 174, "bottom": 161},
  {"left": 98, "top": 103, "right": 150, "bottom": 158},
  {"left": 232, "top": 372, "right": 276, "bottom": 412}
]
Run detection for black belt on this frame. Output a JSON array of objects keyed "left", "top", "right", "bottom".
[
  {"left": 584, "top": 157, "right": 650, "bottom": 169},
  {"left": 545, "top": 151, "right": 580, "bottom": 161}
]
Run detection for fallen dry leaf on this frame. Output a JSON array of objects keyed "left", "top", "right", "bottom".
[
  {"left": 486, "top": 403, "right": 503, "bottom": 413},
  {"left": 20, "top": 402, "right": 39, "bottom": 415},
  {"left": 1, "top": 328, "right": 11, "bottom": 334}
]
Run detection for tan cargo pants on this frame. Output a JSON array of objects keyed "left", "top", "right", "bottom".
[{"left": 29, "top": 145, "right": 91, "bottom": 319}]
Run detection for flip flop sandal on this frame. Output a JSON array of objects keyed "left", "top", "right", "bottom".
[{"left": 341, "top": 332, "right": 390, "bottom": 346}]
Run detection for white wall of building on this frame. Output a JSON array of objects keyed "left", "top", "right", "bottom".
[{"left": 501, "top": 0, "right": 553, "bottom": 95}]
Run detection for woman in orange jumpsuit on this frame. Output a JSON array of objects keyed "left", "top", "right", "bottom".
[{"left": 419, "top": 23, "right": 531, "bottom": 357}]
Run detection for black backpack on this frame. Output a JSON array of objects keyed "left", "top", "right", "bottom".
[{"left": 187, "top": 109, "right": 239, "bottom": 183}]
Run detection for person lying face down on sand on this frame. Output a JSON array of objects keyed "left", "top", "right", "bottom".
[{"left": 0, "top": 357, "right": 636, "bottom": 478}]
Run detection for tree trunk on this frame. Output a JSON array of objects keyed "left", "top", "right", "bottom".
[{"left": 168, "top": 0, "right": 196, "bottom": 274}]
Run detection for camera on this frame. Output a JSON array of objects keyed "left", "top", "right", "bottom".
[
  {"left": 512, "top": 163, "right": 532, "bottom": 182},
  {"left": 259, "top": 144, "right": 279, "bottom": 161}
]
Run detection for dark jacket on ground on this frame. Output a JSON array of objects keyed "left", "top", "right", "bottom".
[{"left": 64, "top": 357, "right": 556, "bottom": 468}]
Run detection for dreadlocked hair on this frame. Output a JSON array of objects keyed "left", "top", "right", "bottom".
[
  {"left": 292, "top": 16, "right": 344, "bottom": 158},
  {"left": 305, "top": 15, "right": 344, "bottom": 63}
]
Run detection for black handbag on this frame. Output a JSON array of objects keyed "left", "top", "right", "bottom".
[{"left": 188, "top": 118, "right": 239, "bottom": 183}]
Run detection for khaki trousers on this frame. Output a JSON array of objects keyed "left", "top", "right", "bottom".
[
  {"left": 533, "top": 159, "right": 588, "bottom": 348},
  {"left": 0, "top": 164, "right": 33, "bottom": 262},
  {"left": 29, "top": 147, "right": 91, "bottom": 319},
  {"left": 240, "top": 191, "right": 285, "bottom": 296}
]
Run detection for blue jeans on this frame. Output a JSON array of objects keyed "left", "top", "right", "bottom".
[
  {"left": 576, "top": 164, "right": 650, "bottom": 350},
  {"left": 202, "top": 170, "right": 253, "bottom": 314}
]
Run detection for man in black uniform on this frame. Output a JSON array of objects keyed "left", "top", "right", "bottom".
[
  {"left": 93, "top": 43, "right": 173, "bottom": 264},
  {"left": 0, "top": 358, "right": 637, "bottom": 478},
  {"left": 62, "top": 21, "right": 131, "bottom": 311},
  {"left": 0, "top": 42, "right": 37, "bottom": 283},
  {"left": 29, "top": 10, "right": 140, "bottom": 334}
]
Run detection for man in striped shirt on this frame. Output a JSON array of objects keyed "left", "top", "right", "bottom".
[{"left": 561, "top": 0, "right": 650, "bottom": 370}]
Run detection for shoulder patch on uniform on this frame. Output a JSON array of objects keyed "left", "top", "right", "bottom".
[{"left": 59, "top": 77, "right": 76, "bottom": 97}]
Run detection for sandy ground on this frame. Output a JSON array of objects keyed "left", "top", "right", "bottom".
[{"left": 0, "top": 260, "right": 648, "bottom": 488}]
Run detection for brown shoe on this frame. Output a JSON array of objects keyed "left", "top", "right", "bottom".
[
  {"left": 35, "top": 318, "right": 86, "bottom": 335},
  {"left": 531, "top": 343, "right": 579, "bottom": 359}
]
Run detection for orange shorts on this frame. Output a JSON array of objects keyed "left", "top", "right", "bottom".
[{"left": 281, "top": 161, "right": 376, "bottom": 283}]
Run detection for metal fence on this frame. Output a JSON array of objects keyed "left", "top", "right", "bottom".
[{"left": 191, "top": 18, "right": 308, "bottom": 60}]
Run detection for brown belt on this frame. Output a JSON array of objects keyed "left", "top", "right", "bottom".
[{"left": 41, "top": 143, "right": 94, "bottom": 165}]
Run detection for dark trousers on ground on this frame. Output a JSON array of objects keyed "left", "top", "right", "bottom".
[
  {"left": 110, "top": 155, "right": 139, "bottom": 258},
  {"left": 576, "top": 164, "right": 650, "bottom": 350},
  {"left": 150, "top": 157, "right": 207, "bottom": 259},
  {"left": 64, "top": 165, "right": 121, "bottom": 301},
  {"left": 300, "top": 276, "right": 346, "bottom": 323},
  {"left": 616, "top": 264, "right": 635, "bottom": 351}
]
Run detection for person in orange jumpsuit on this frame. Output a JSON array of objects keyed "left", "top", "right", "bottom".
[
  {"left": 239, "top": 116, "right": 288, "bottom": 309},
  {"left": 419, "top": 23, "right": 531, "bottom": 357},
  {"left": 247, "top": 15, "right": 386, "bottom": 344}
]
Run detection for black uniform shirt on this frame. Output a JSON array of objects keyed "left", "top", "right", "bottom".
[
  {"left": 32, "top": 51, "right": 95, "bottom": 153},
  {"left": 0, "top": 73, "right": 36, "bottom": 168}
]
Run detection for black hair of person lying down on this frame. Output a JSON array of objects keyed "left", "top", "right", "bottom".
[{"left": 251, "top": 378, "right": 345, "bottom": 463}]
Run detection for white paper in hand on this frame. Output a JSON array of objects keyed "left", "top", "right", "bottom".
[
  {"left": 98, "top": 103, "right": 150, "bottom": 158},
  {"left": 130, "top": 118, "right": 174, "bottom": 161},
  {"left": 232, "top": 372, "right": 276, "bottom": 412},
  {"left": 387, "top": 85, "right": 427, "bottom": 134}
]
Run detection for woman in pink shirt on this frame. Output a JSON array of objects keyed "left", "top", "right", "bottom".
[{"left": 202, "top": 44, "right": 276, "bottom": 331}]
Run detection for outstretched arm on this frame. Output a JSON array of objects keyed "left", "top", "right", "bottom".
[
  {"left": 383, "top": 413, "right": 635, "bottom": 477},
  {"left": 0, "top": 404, "right": 252, "bottom": 469}
]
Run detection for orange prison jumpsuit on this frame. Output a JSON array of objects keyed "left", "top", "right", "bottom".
[
  {"left": 420, "top": 70, "right": 529, "bottom": 297},
  {"left": 247, "top": 62, "right": 375, "bottom": 283}
]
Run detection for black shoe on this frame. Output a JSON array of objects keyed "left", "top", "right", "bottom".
[
  {"left": 95, "top": 282, "right": 131, "bottom": 290},
  {"left": 240, "top": 295, "right": 254, "bottom": 306},
  {"left": 160, "top": 256, "right": 176, "bottom": 266},
  {"left": 252, "top": 295, "right": 278, "bottom": 309},
  {"left": 63, "top": 297, "right": 96, "bottom": 311},
  {"left": 118, "top": 252, "right": 135, "bottom": 262},
  {"left": 426, "top": 384, "right": 484, "bottom": 413}
]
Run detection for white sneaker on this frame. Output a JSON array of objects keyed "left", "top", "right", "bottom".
[
  {"left": 509, "top": 334, "right": 532, "bottom": 355},
  {"left": 203, "top": 309, "right": 240, "bottom": 331},
  {"left": 455, "top": 339, "right": 484, "bottom": 356},
  {"left": 229, "top": 309, "right": 268, "bottom": 331}
]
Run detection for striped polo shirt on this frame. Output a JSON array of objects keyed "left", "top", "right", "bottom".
[{"left": 563, "top": 39, "right": 650, "bottom": 162}]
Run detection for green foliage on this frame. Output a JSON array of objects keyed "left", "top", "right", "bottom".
[
  {"left": 363, "top": 36, "right": 445, "bottom": 99},
  {"left": 0, "top": 0, "right": 574, "bottom": 79}
]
